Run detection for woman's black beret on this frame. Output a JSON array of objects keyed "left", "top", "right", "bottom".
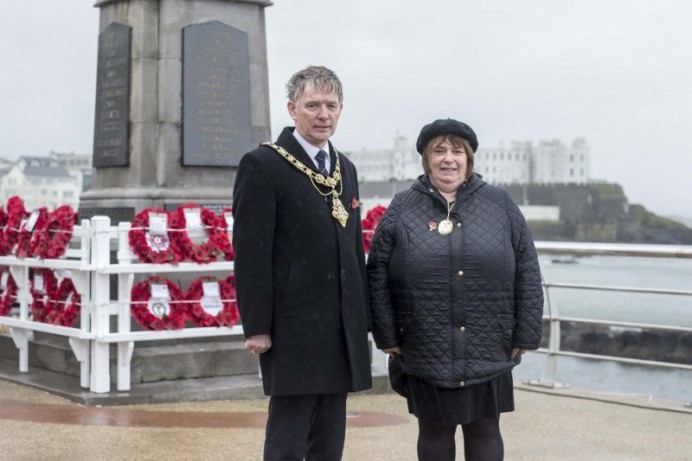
[{"left": 416, "top": 118, "right": 478, "bottom": 154}]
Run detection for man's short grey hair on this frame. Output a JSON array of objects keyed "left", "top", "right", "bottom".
[{"left": 286, "top": 65, "right": 344, "bottom": 103}]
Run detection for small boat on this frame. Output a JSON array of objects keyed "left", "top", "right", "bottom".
[{"left": 550, "top": 255, "right": 578, "bottom": 264}]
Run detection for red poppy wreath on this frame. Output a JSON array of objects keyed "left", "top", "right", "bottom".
[
  {"left": 169, "top": 204, "right": 226, "bottom": 264},
  {"left": 0, "top": 268, "right": 18, "bottom": 316},
  {"left": 37, "top": 205, "right": 77, "bottom": 260},
  {"left": 0, "top": 196, "right": 28, "bottom": 256},
  {"left": 15, "top": 207, "right": 50, "bottom": 259},
  {"left": 128, "top": 208, "right": 183, "bottom": 264},
  {"left": 30, "top": 268, "right": 58, "bottom": 323},
  {"left": 130, "top": 276, "right": 186, "bottom": 330},
  {"left": 361, "top": 205, "right": 387, "bottom": 253},
  {"left": 185, "top": 275, "right": 239, "bottom": 327},
  {"left": 45, "top": 277, "right": 81, "bottom": 327}
]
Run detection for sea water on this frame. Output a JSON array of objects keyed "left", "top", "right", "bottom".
[{"left": 514, "top": 255, "right": 692, "bottom": 403}]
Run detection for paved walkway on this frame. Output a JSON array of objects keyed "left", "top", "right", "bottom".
[{"left": 1, "top": 379, "right": 690, "bottom": 461}]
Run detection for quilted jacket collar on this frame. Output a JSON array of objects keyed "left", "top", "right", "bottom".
[{"left": 412, "top": 173, "right": 486, "bottom": 207}]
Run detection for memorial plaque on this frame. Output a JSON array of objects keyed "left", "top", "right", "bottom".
[
  {"left": 93, "top": 22, "right": 132, "bottom": 167},
  {"left": 183, "top": 21, "right": 254, "bottom": 167}
]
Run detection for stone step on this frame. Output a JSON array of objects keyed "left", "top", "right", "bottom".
[
  {"left": 0, "top": 333, "right": 258, "bottom": 384},
  {"left": 0, "top": 357, "right": 392, "bottom": 406}
]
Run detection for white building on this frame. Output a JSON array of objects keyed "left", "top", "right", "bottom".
[
  {"left": 347, "top": 134, "right": 420, "bottom": 182},
  {"left": 0, "top": 156, "right": 81, "bottom": 210},
  {"left": 347, "top": 136, "right": 590, "bottom": 185},
  {"left": 529, "top": 138, "right": 590, "bottom": 184},
  {"left": 50, "top": 151, "right": 93, "bottom": 192}
]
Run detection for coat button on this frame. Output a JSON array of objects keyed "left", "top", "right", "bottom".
[
  {"left": 460, "top": 381, "right": 466, "bottom": 387},
  {"left": 460, "top": 326, "right": 466, "bottom": 332},
  {"left": 457, "top": 222, "right": 461, "bottom": 227},
  {"left": 458, "top": 270, "right": 464, "bottom": 276}
]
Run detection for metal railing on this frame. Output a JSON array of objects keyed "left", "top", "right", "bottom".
[{"left": 531, "top": 241, "right": 692, "bottom": 391}]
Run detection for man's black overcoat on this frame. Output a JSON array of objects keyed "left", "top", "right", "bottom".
[{"left": 232, "top": 127, "right": 372, "bottom": 396}]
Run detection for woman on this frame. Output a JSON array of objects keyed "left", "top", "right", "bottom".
[{"left": 367, "top": 118, "right": 544, "bottom": 461}]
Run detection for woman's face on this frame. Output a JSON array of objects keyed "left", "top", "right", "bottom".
[{"left": 426, "top": 138, "right": 468, "bottom": 193}]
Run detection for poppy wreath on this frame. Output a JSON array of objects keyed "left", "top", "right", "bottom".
[
  {"left": 169, "top": 204, "right": 226, "bottom": 264},
  {"left": 185, "top": 275, "right": 239, "bottom": 327},
  {"left": 128, "top": 208, "right": 183, "bottom": 264},
  {"left": 0, "top": 196, "right": 28, "bottom": 256},
  {"left": 214, "top": 206, "right": 234, "bottom": 261},
  {"left": 130, "top": 276, "right": 186, "bottom": 330},
  {"left": 30, "top": 268, "right": 58, "bottom": 323},
  {"left": 45, "top": 277, "right": 81, "bottom": 327},
  {"left": 15, "top": 207, "right": 50, "bottom": 259},
  {"left": 361, "top": 205, "right": 387, "bottom": 253},
  {"left": 0, "top": 268, "right": 18, "bottom": 316},
  {"left": 36, "top": 205, "right": 77, "bottom": 260}
]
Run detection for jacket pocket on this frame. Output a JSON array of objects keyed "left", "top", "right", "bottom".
[
  {"left": 394, "top": 312, "right": 415, "bottom": 346},
  {"left": 277, "top": 262, "right": 299, "bottom": 318},
  {"left": 497, "top": 315, "right": 516, "bottom": 356}
]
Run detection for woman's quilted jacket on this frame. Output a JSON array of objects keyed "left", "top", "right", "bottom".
[{"left": 367, "top": 174, "right": 544, "bottom": 388}]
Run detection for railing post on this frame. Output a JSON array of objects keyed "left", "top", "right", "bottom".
[
  {"left": 90, "top": 216, "right": 112, "bottom": 393},
  {"left": 9, "top": 266, "right": 31, "bottom": 372},
  {"left": 116, "top": 221, "right": 134, "bottom": 391},
  {"left": 528, "top": 270, "right": 566, "bottom": 389}
]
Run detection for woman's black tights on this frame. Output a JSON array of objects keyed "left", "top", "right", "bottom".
[{"left": 417, "top": 418, "right": 504, "bottom": 461}]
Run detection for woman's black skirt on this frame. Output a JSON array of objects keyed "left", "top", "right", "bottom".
[{"left": 405, "top": 371, "right": 515, "bottom": 426}]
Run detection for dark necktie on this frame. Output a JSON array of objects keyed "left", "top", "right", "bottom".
[{"left": 315, "top": 150, "right": 329, "bottom": 176}]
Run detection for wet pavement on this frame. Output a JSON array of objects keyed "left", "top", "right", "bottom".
[{"left": 1, "top": 379, "right": 690, "bottom": 461}]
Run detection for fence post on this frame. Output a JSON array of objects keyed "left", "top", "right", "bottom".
[
  {"left": 117, "top": 221, "right": 134, "bottom": 391},
  {"left": 90, "top": 216, "right": 112, "bottom": 393}
]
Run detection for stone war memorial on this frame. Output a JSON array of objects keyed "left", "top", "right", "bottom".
[
  {"left": 0, "top": 0, "right": 284, "bottom": 404},
  {"left": 80, "top": 0, "right": 272, "bottom": 221}
]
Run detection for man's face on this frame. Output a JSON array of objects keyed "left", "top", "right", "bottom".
[{"left": 287, "top": 83, "right": 343, "bottom": 148}]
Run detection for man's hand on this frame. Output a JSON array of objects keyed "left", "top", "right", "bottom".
[{"left": 245, "top": 334, "right": 272, "bottom": 354}]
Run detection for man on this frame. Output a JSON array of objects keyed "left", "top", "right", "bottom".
[{"left": 232, "top": 65, "right": 372, "bottom": 460}]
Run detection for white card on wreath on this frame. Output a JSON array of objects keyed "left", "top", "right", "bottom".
[
  {"left": 150, "top": 283, "right": 170, "bottom": 300},
  {"left": 201, "top": 281, "right": 223, "bottom": 315},
  {"left": 25, "top": 210, "right": 40, "bottom": 232},
  {"left": 35, "top": 274, "right": 45, "bottom": 294},
  {"left": 148, "top": 299, "right": 170, "bottom": 319},
  {"left": 149, "top": 213, "right": 168, "bottom": 234},
  {"left": 184, "top": 208, "right": 207, "bottom": 244},
  {"left": 0, "top": 271, "right": 8, "bottom": 291},
  {"left": 146, "top": 213, "right": 170, "bottom": 252},
  {"left": 224, "top": 212, "right": 234, "bottom": 240}
]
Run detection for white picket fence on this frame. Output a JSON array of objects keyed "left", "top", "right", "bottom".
[{"left": 0, "top": 216, "right": 243, "bottom": 393}]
